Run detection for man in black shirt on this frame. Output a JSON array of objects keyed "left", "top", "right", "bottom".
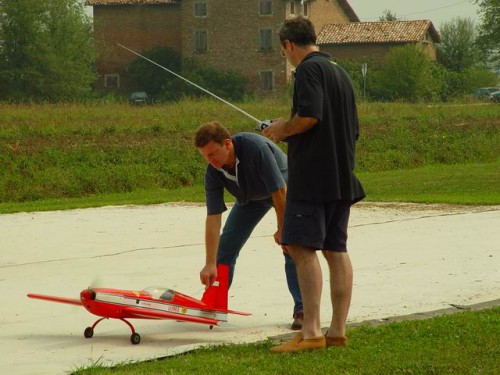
[{"left": 263, "top": 17, "right": 365, "bottom": 353}]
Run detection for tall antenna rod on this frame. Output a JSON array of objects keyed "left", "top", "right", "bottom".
[{"left": 118, "top": 43, "right": 263, "bottom": 125}]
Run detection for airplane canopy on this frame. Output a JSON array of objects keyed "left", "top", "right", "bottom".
[{"left": 142, "top": 286, "right": 175, "bottom": 301}]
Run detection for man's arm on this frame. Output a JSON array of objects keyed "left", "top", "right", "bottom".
[
  {"left": 270, "top": 184, "right": 287, "bottom": 248},
  {"left": 262, "top": 114, "right": 318, "bottom": 143},
  {"left": 200, "top": 213, "right": 222, "bottom": 287}
]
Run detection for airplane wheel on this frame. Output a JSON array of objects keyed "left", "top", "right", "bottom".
[
  {"left": 84, "top": 327, "right": 94, "bottom": 338},
  {"left": 209, "top": 325, "right": 213, "bottom": 330},
  {"left": 131, "top": 333, "right": 141, "bottom": 345}
]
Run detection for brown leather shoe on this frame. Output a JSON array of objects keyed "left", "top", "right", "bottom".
[
  {"left": 270, "top": 332, "right": 326, "bottom": 353},
  {"left": 291, "top": 311, "right": 303, "bottom": 330},
  {"left": 325, "top": 335, "right": 348, "bottom": 347}
]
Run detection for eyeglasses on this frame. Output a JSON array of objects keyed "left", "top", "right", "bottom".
[{"left": 280, "top": 40, "right": 289, "bottom": 57}]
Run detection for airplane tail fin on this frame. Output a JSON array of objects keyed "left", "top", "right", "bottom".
[{"left": 201, "top": 264, "right": 229, "bottom": 311}]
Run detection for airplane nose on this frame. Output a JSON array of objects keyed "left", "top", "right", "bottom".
[{"left": 80, "top": 289, "right": 96, "bottom": 300}]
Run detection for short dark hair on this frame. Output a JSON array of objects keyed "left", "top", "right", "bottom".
[
  {"left": 194, "top": 121, "right": 231, "bottom": 148},
  {"left": 279, "top": 16, "right": 317, "bottom": 47}
]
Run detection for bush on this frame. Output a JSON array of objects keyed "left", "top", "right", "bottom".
[
  {"left": 370, "top": 45, "right": 439, "bottom": 101},
  {"left": 128, "top": 47, "right": 245, "bottom": 102},
  {"left": 127, "top": 46, "right": 182, "bottom": 98},
  {"left": 335, "top": 58, "right": 380, "bottom": 101},
  {"left": 463, "top": 67, "right": 499, "bottom": 90}
]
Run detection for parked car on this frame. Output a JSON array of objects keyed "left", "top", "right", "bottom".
[
  {"left": 472, "top": 87, "right": 500, "bottom": 99},
  {"left": 129, "top": 91, "right": 150, "bottom": 105},
  {"left": 490, "top": 91, "right": 500, "bottom": 103}
]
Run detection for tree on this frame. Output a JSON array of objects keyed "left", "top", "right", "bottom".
[
  {"left": 437, "top": 17, "right": 481, "bottom": 72},
  {"left": 379, "top": 9, "right": 398, "bottom": 21},
  {"left": 371, "top": 45, "right": 438, "bottom": 101},
  {"left": 127, "top": 46, "right": 183, "bottom": 99},
  {"left": 475, "top": 0, "right": 500, "bottom": 69},
  {"left": 0, "top": 0, "right": 95, "bottom": 102},
  {"left": 128, "top": 46, "right": 245, "bottom": 102}
]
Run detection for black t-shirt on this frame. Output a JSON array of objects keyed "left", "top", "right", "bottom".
[{"left": 287, "top": 51, "right": 365, "bottom": 203}]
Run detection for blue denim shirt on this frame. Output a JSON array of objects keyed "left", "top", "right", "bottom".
[{"left": 205, "top": 133, "right": 287, "bottom": 215}]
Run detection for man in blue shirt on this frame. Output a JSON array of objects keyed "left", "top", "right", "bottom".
[{"left": 194, "top": 121, "right": 303, "bottom": 329}]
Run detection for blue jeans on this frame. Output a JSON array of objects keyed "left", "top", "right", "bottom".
[{"left": 216, "top": 199, "right": 303, "bottom": 316}]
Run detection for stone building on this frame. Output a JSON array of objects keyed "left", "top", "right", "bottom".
[
  {"left": 86, "top": 0, "right": 359, "bottom": 92},
  {"left": 317, "top": 20, "right": 441, "bottom": 63},
  {"left": 86, "top": 1, "right": 440, "bottom": 94}
]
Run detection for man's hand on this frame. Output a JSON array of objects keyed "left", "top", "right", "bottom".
[
  {"left": 270, "top": 184, "right": 287, "bottom": 254},
  {"left": 262, "top": 118, "right": 288, "bottom": 143},
  {"left": 200, "top": 263, "right": 217, "bottom": 287},
  {"left": 273, "top": 228, "right": 282, "bottom": 246},
  {"left": 273, "top": 228, "right": 288, "bottom": 254},
  {"left": 263, "top": 115, "right": 318, "bottom": 143}
]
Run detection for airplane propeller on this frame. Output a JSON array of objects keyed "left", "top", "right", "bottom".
[{"left": 89, "top": 276, "right": 103, "bottom": 289}]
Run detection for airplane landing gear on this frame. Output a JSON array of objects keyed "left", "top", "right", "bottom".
[
  {"left": 84, "top": 326, "right": 94, "bottom": 338},
  {"left": 83, "top": 317, "right": 141, "bottom": 344},
  {"left": 131, "top": 332, "right": 141, "bottom": 345}
]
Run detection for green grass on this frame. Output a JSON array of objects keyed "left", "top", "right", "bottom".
[
  {"left": 359, "top": 161, "right": 500, "bottom": 205},
  {"left": 72, "top": 307, "right": 500, "bottom": 374},
  {"left": 1, "top": 161, "right": 498, "bottom": 213},
  {"left": 1, "top": 100, "right": 499, "bottom": 204}
]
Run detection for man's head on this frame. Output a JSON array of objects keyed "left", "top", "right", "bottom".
[
  {"left": 279, "top": 16, "right": 317, "bottom": 48},
  {"left": 278, "top": 17, "right": 318, "bottom": 67},
  {"left": 194, "top": 121, "right": 234, "bottom": 169}
]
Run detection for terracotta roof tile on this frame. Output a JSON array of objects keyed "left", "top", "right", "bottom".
[
  {"left": 86, "top": 0, "right": 178, "bottom": 5},
  {"left": 317, "top": 20, "right": 440, "bottom": 45}
]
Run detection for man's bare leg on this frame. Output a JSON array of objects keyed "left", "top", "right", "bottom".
[
  {"left": 323, "top": 251, "right": 353, "bottom": 338},
  {"left": 287, "top": 244, "right": 323, "bottom": 339}
]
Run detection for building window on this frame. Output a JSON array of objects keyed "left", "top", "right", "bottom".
[
  {"left": 303, "top": 2, "right": 309, "bottom": 17},
  {"left": 290, "top": 1, "right": 295, "bottom": 15},
  {"left": 194, "top": 30, "right": 208, "bottom": 53},
  {"left": 259, "top": 28, "right": 273, "bottom": 51},
  {"left": 260, "top": 0, "right": 272, "bottom": 15},
  {"left": 194, "top": 2, "right": 207, "bottom": 17},
  {"left": 260, "top": 71, "right": 274, "bottom": 91},
  {"left": 104, "top": 74, "right": 119, "bottom": 89}
]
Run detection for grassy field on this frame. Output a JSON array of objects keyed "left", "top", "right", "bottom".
[
  {"left": 0, "top": 161, "right": 498, "bottom": 214},
  {"left": 73, "top": 306, "right": 500, "bottom": 374},
  {"left": 0, "top": 100, "right": 499, "bottom": 211}
]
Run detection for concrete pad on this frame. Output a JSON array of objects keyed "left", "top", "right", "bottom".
[{"left": 1, "top": 203, "right": 498, "bottom": 374}]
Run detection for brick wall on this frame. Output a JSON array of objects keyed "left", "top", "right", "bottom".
[
  {"left": 321, "top": 40, "right": 437, "bottom": 63},
  {"left": 310, "top": 0, "right": 351, "bottom": 35},
  {"left": 320, "top": 43, "right": 402, "bottom": 62},
  {"left": 92, "top": 1, "right": 354, "bottom": 94},
  {"left": 180, "top": 0, "right": 287, "bottom": 94},
  {"left": 420, "top": 41, "right": 437, "bottom": 61},
  {"left": 93, "top": 4, "right": 181, "bottom": 90}
]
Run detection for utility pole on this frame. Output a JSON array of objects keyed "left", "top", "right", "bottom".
[{"left": 361, "top": 63, "right": 368, "bottom": 101}]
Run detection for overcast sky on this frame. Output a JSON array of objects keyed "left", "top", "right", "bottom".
[{"left": 347, "top": 0, "right": 480, "bottom": 29}]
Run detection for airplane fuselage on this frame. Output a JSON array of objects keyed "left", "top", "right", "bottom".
[{"left": 80, "top": 288, "right": 228, "bottom": 324}]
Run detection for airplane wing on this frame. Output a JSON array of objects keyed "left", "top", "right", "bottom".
[
  {"left": 27, "top": 293, "right": 82, "bottom": 306},
  {"left": 221, "top": 308, "right": 251, "bottom": 316},
  {"left": 122, "top": 306, "right": 220, "bottom": 326}
]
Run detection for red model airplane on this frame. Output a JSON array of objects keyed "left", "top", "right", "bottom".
[{"left": 27, "top": 264, "right": 250, "bottom": 344}]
